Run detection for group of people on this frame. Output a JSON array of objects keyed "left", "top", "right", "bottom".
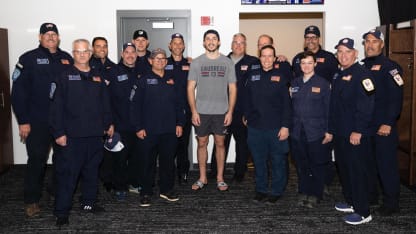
[{"left": 11, "top": 22, "right": 403, "bottom": 227}]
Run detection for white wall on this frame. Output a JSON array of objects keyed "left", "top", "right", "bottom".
[{"left": 0, "top": 0, "right": 379, "bottom": 164}]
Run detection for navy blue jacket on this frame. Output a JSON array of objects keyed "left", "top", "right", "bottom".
[
  {"left": 362, "top": 54, "right": 403, "bottom": 129},
  {"left": 130, "top": 70, "right": 185, "bottom": 135},
  {"left": 89, "top": 56, "right": 116, "bottom": 81},
  {"left": 166, "top": 56, "right": 191, "bottom": 114},
  {"left": 134, "top": 50, "right": 152, "bottom": 77},
  {"left": 11, "top": 45, "right": 73, "bottom": 125},
  {"left": 244, "top": 66, "right": 292, "bottom": 130},
  {"left": 227, "top": 53, "right": 259, "bottom": 115},
  {"left": 107, "top": 62, "right": 139, "bottom": 132},
  {"left": 328, "top": 63, "right": 375, "bottom": 137},
  {"left": 290, "top": 74, "right": 331, "bottom": 142},
  {"left": 292, "top": 47, "right": 339, "bottom": 82},
  {"left": 49, "top": 66, "right": 112, "bottom": 139}
]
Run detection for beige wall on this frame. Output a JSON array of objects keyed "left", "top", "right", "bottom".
[{"left": 240, "top": 17, "right": 323, "bottom": 63}]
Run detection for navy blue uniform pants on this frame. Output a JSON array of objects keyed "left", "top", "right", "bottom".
[
  {"left": 334, "top": 135, "right": 371, "bottom": 217},
  {"left": 291, "top": 132, "right": 330, "bottom": 199},
  {"left": 211, "top": 113, "right": 250, "bottom": 177},
  {"left": 112, "top": 131, "right": 138, "bottom": 191},
  {"left": 54, "top": 137, "right": 103, "bottom": 218},
  {"left": 373, "top": 128, "right": 400, "bottom": 209},
  {"left": 175, "top": 114, "right": 191, "bottom": 176},
  {"left": 138, "top": 133, "right": 177, "bottom": 196},
  {"left": 24, "top": 123, "right": 56, "bottom": 204}
]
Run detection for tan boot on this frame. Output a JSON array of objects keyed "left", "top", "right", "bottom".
[{"left": 25, "top": 203, "right": 40, "bottom": 217}]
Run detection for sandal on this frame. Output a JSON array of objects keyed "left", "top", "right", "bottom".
[
  {"left": 217, "top": 181, "right": 229, "bottom": 191},
  {"left": 192, "top": 180, "right": 207, "bottom": 191}
]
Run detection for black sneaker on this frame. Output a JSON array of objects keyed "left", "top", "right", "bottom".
[
  {"left": 160, "top": 191, "right": 179, "bottom": 202},
  {"left": 376, "top": 206, "right": 399, "bottom": 216},
  {"left": 140, "top": 195, "right": 151, "bottom": 207},
  {"left": 56, "top": 217, "right": 69, "bottom": 228},
  {"left": 81, "top": 204, "right": 105, "bottom": 214},
  {"left": 253, "top": 192, "right": 268, "bottom": 203},
  {"left": 266, "top": 195, "right": 280, "bottom": 204}
]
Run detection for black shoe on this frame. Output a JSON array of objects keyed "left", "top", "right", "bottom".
[
  {"left": 266, "top": 195, "right": 280, "bottom": 205},
  {"left": 253, "top": 192, "right": 268, "bottom": 203},
  {"left": 81, "top": 204, "right": 105, "bottom": 214},
  {"left": 178, "top": 173, "right": 188, "bottom": 185},
  {"left": 376, "top": 206, "right": 399, "bottom": 216},
  {"left": 140, "top": 195, "right": 151, "bottom": 207},
  {"left": 160, "top": 191, "right": 179, "bottom": 202},
  {"left": 56, "top": 217, "right": 69, "bottom": 228}
]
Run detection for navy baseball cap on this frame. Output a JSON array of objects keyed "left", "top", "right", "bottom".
[
  {"left": 104, "top": 132, "right": 124, "bottom": 152},
  {"left": 122, "top": 42, "right": 136, "bottom": 51},
  {"left": 40, "top": 23, "right": 59, "bottom": 34},
  {"left": 171, "top": 33, "right": 184, "bottom": 40},
  {"left": 304, "top": 25, "right": 320, "bottom": 37},
  {"left": 335, "top": 38, "right": 355, "bottom": 50},
  {"left": 203, "top": 29, "right": 220, "bottom": 41},
  {"left": 133, "top": 29, "right": 148, "bottom": 40},
  {"left": 150, "top": 48, "right": 167, "bottom": 59},
  {"left": 362, "top": 29, "right": 384, "bottom": 40}
]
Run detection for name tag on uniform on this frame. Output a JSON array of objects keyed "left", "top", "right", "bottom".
[
  {"left": 182, "top": 65, "right": 189, "bottom": 71},
  {"left": 290, "top": 87, "right": 299, "bottom": 93},
  {"left": 117, "top": 74, "right": 128, "bottom": 82},
  {"left": 241, "top": 65, "right": 248, "bottom": 71},
  {"left": 312, "top": 87, "right": 321, "bottom": 93},
  {"left": 251, "top": 64, "right": 261, "bottom": 70},
  {"left": 271, "top": 76, "right": 280, "bottom": 82},
  {"left": 166, "top": 78, "right": 175, "bottom": 85},
  {"left": 37, "top": 58, "right": 49, "bottom": 64},
  {"left": 61, "top": 59, "right": 70, "bottom": 65},
  {"left": 371, "top": 65, "right": 381, "bottom": 71},
  {"left": 317, "top": 58, "right": 325, "bottom": 63},
  {"left": 251, "top": 75, "right": 260, "bottom": 81},
  {"left": 342, "top": 75, "right": 352, "bottom": 81},
  {"left": 68, "top": 75, "right": 81, "bottom": 81},
  {"left": 147, "top": 78, "right": 158, "bottom": 85},
  {"left": 165, "top": 64, "right": 174, "bottom": 70},
  {"left": 362, "top": 78, "right": 375, "bottom": 92}
]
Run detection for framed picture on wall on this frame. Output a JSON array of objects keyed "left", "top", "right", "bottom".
[{"left": 241, "top": 0, "right": 324, "bottom": 4}]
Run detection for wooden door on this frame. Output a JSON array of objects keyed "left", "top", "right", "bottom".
[{"left": 0, "top": 28, "right": 14, "bottom": 173}]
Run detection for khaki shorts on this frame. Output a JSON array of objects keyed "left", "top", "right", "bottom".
[{"left": 194, "top": 114, "right": 228, "bottom": 137}]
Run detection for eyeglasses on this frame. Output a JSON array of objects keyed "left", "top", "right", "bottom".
[
  {"left": 153, "top": 57, "right": 167, "bottom": 61},
  {"left": 73, "top": 49, "right": 91, "bottom": 55},
  {"left": 305, "top": 36, "right": 319, "bottom": 41}
]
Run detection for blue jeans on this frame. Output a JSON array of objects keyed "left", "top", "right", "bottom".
[{"left": 247, "top": 127, "right": 289, "bottom": 196}]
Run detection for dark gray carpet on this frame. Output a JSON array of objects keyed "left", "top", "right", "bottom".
[{"left": 0, "top": 164, "right": 415, "bottom": 233}]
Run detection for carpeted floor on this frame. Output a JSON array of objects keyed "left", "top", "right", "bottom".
[{"left": 0, "top": 163, "right": 415, "bottom": 233}]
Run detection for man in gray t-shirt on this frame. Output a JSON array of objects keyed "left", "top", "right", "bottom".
[{"left": 187, "top": 29, "right": 237, "bottom": 192}]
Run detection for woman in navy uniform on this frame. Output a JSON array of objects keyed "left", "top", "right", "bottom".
[
  {"left": 130, "top": 48, "right": 185, "bottom": 207},
  {"left": 290, "top": 51, "right": 332, "bottom": 208},
  {"left": 329, "top": 38, "right": 375, "bottom": 225},
  {"left": 50, "top": 39, "right": 113, "bottom": 227}
]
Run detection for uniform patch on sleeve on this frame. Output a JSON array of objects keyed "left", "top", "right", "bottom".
[
  {"left": 362, "top": 78, "right": 375, "bottom": 92},
  {"left": 392, "top": 74, "right": 404, "bottom": 86},
  {"left": 49, "top": 82, "right": 57, "bottom": 99},
  {"left": 12, "top": 67, "right": 21, "bottom": 81}
]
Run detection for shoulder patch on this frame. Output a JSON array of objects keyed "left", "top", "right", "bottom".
[
  {"left": 362, "top": 78, "right": 375, "bottom": 92},
  {"left": 12, "top": 67, "right": 21, "bottom": 81},
  {"left": 392, "top": 74, "right": 404, "bottom": 86}
]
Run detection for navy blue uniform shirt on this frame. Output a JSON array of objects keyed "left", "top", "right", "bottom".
[
  {"left": 134, "top": 50, "right": 152, "bottom": 77},
  {"left": 244, "top": 65, "right": 292, "bottom": 130},
  {"left": 290, "top": 74, "right": 331, "bottom": 142},
  {"left": 165, "top": 56, "right": 191, "bottom": 114},
  {"left": 292, "top": 47, "right": 339, "bottom": 82},
  {"left": 328, "top": 63, "right": 375, "bottom": 137},
  {"left": 89, "top": 56, "right": 116, "bottom": 81},
  {"left": 227, "top": 53, "right": 259, "bottom": 114},
  {"left": 11, "top": 45, "right": 73, "bottom": 125},
  {"left": 362, "top": 54, "right": 403, "bottom": 128},
  {"left": 49, "top": 66, "right": 112, "bottom": 139},
  {"left": 107, "top": 62, "right": 139, "bottom": 132},
  {"left": 130, "top": 70, "right": 185, "bottom": 135}
]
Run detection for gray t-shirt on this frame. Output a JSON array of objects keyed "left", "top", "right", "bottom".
[{"left": 188, "top": 53, "right": 236, "bottom": 114}]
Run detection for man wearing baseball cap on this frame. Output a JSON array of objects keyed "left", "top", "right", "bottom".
[
  {"left": 132, "top": 29, "right": 152, "bottom": 77},
  {"left": 11, "top": 22, "right": 73, "bottom": 218},
  {"left": 329, "top": 37, "right": 375, "bottom": 225},
  {"left": 362, "top": 29, "right": 403, "bottom": 216}
]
